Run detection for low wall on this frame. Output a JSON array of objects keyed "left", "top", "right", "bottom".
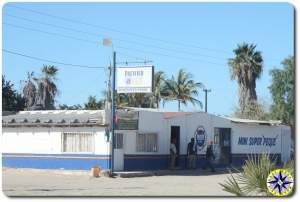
[
  {"left": 123, "top": 153, "right": 282, "bottom": 171},
  {"left": 2, "top": 153, "right": 110, "bottom": 170}
]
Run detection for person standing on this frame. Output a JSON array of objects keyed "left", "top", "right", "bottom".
[
  {"left": 202, "top": 141, "right": 215, "bottom": 172},
  {"left": 170, "top": 138, "right": 177, "bottom": 169},
  {"left": 187, "top": 138, "right": 197, "bottom": 169}
]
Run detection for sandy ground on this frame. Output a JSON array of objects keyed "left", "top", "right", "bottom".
[{"left": 2, "top": 168, "right": 234, "bottom": 196}]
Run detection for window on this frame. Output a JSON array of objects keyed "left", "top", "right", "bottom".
[
  {"left": 62, "top": 132, "right": 94, "bottom": 153},
  {"left": 136, "top": 133, "right": 158, "bottom": 152},
  {"left": 114, "top": 133, "right": 123, "bottom": 149}
]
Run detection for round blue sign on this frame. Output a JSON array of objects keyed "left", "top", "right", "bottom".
[{"left": 194, "top": 126, "right": 206, "bottom": 150}]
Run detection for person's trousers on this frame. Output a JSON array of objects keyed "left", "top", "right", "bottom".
[
  {"left": 202, "top": 159, "right": 215, "bottom": 172},
  {"left": 170, "top": 154, "right": 176, "bottom": 169},
  {"left": 188, "top": 154, "right": 197, "bottom": 169}
]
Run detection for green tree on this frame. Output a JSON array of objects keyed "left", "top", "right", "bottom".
[
  {"left": 234, "top": 100, "right": 269, "bottom": 120},
  {"left": 58, "top": 104, "right": 82, "bottom": 110},
  {"left": 162, "top": 68, "right": 203, "bottom": 111},
  {"left": 151, "top": 71, "right": 166, "bottom": 108},
  {"left": 2, "top": 76, "right": 25, "bottom": 111},
  {"left": 228, "top": 43, "right": 263, "bottom": 115},
  {"left": 84, "top": 96, "right": 105, "bottom": 110},
  {"left": 35, "top": 65, "right": 59, "bottom": 110},
  {"left": 269, "top": 56, "right": 295, "bottom": 125},
  {"left": 23, "top": 72, "right": 37, "bottom": 110}
]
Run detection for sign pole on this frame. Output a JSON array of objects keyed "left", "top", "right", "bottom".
[{"left": 111, "top": 51, "right": 116, "bottom": 175}]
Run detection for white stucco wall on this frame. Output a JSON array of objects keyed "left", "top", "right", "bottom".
[
  {"left": 2, "top": 126, "right": 109, "bottom": 155},
  {"left": 4, "top": 111, "right": 290, "bottom": 160},
  {"left": 165, "top": 113, "right": 232, "bottom": 155},
  {"left": 120, "top": 111, "right": 291, "bottom": 158},
  {"left": 122, "top": 111, "right": 168, "bottom": 155}
]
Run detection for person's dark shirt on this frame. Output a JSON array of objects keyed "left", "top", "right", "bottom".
[
  {"left": 187, "top": 142, "right": 196, "bottom": 155},
  {"left": 205, "top": 145, "right": 215, "bottom": 160}
]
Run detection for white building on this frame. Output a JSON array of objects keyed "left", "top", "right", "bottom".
[{"left": 2, "top": 109, "right": 292, "bottom": 171}]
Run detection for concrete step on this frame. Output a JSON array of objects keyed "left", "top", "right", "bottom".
[{"left": 114, "top": 168, "right": 228, "bottom": 178}]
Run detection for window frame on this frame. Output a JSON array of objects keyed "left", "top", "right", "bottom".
[
  {"left": 136, "top": 133, "right": 158, "bottom": 153},
  {"left": 61, "top": 132, "right": 95, "bottom": 154},
  {"left": 114, "top": 133, "right": 124, "bottom": 149}
]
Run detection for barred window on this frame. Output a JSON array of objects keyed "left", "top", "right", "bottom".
[
  {"left": 62, "top": 132, "right": 95, "bottom": 153},
  {"left": 115, "top": 133, "right": 123, "bottom": 149},
  {"left": 136, "top": 133, "right": 158, "bottom": 152}
]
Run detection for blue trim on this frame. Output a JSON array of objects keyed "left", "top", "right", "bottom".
[
  {"left": 124, "top": 154, "right": 209, "bottom": 171},
  {"left": 231, "top": 153, "right": 282, "bottom": 167},
  {"left": 2, "top": 153, "right": 282, "bottom": 171},
  {"left": 2, "top": 153, "right": 110, "bottom": 170},
  {"left": 124, "top": 155, "right": 169, "bottom": 170},
  {"left": 124, "top": 153, "right": 282, "bottom": 171}
]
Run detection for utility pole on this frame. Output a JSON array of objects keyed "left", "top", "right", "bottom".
[
  {"left": 110, "top": 51, "right": 116, "bottom": 175},
  {"left": 105, "top": 63, "right": 112, "bottom": 110},
  {"left": 203, "top": 89, "right": 211, "bottom": 113}
]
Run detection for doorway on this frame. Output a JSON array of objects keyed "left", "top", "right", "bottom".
[
  {"left": 214, "top": 128, "right": 231, "bottom": 164},
  {"left": 171, "top": 126, "right": 180, "bottom": 166}
]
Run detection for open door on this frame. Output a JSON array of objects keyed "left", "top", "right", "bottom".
[
  {"left": 214, "top": 128, "right": 231, "bottom": 165},
  {"left": 171, "top": 126, "right": 180, "bottom": 167}
]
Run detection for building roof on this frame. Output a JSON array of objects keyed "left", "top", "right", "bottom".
[
  {"left": 163, "top": 112, "right": 193, "bottom": 119},
  {"left": 2, "top": 109, "right": 284, "bottom": 127},
  {"left": 2, "top": 110, "right": 107, "bottom": 127},
  {"left": 223, "top": 117, "right": 282, "bottom": 126}
]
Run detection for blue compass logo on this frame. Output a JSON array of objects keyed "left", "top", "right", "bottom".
[{"left": 267, "top": 169, "right": 294, "bottom": 196}]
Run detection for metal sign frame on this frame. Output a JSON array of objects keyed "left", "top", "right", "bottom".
[{"left": 116, "top": 65, "right": 154, "bottom": 94}]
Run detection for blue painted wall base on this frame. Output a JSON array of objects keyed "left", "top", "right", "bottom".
[
  {"left": 2, "top": 153, "right": 110, "bottom": 170},
  {"left": 3, "top": 153, "right": 282, "bottom": 171}
]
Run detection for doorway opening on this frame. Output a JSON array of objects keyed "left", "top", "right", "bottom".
[
  {"left": 214, "top": 128, "right": 231, "bottom": 164},
  {"left": 171, "top": 126, "right": 180, "bottom": 167}
]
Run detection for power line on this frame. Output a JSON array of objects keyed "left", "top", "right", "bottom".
[
  {"left": 5, "top": 13, "right": 102, "bottom": 38},
  {"left": 117, "top": 52, "right": 149, "bottom": 61},
  {"left": 7, "top": 4, "right": 231, "bottom": 54},
  {"left": 3, "top": 22, "right": 227, "bottom": 66},
  {"left": 115, "top": 45, "right": 227, "bottom": 66},
  {"left": 3, "top": 22, "right": 99, "bottom": 44},
  {"left": 4, "top": 13, "right": 228, "bottom": 61},
  {"left": 3, "top": 49, "right": 106, "bottom": 69}
]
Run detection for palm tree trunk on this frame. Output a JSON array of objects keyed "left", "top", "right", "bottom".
[{"left": 178, "top": 101, "right": 181, "bottom": 111}]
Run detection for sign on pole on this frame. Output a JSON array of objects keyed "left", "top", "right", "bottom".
[{"left": 116, "top": 66, "right": 154, "bottom": 93}]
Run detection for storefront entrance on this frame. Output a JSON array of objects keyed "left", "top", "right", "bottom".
[
  {"left": 214, "top": 128, "right": 232, "bottom": 165},
  {"left": 171, "top": 126, "right": 180, "bottom": 167}
]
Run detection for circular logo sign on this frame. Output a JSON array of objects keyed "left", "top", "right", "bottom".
[
  {"left": 267, "top": 169, "right": 294, "bottom": 196},
  {"left": 194, "top": 126, "right": 206, "bottom": 150}
]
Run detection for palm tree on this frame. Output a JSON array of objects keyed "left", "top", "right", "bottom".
[
  {"left": 162, "top": 68, "right": 203, "bottom": 111},
  {"left": 22, "top": 72, "right": 36, "bottom": 109},
  {"left": 228, "top": 43, "right": 263, "bottom": 114},
  {"left": 151, "top": 71, "right": 166, "bottom": 108},
  {"left": 35, "top": 65, "right": 59, "bottom": 110},
  {"left": 84, "top": 96, "right": 104, "bottom": 110},
  {"left": 116, "top": 93, "right": 130, "bottom": 107}
]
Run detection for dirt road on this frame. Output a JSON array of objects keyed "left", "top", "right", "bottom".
[{"left": 2, "top": 168, "right": 234, "bottom": 196}]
